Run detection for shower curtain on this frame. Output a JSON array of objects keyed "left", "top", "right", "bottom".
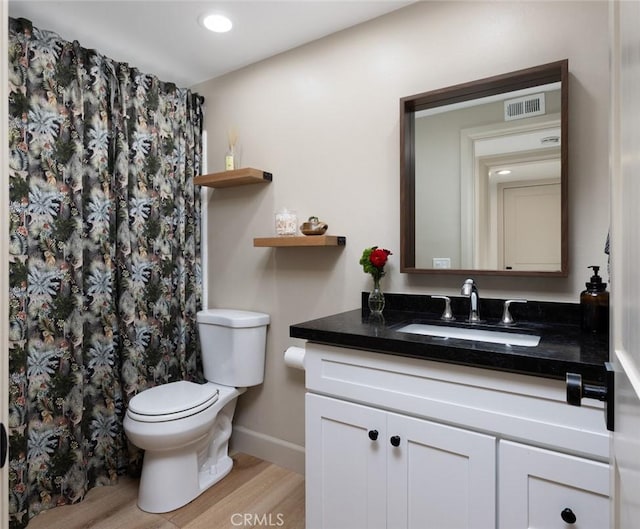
[{"left": 7, "top": 18, "right": 204, "bottom": 528}]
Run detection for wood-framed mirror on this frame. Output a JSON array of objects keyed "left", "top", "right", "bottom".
[{"left": 400, "top": 60, "right": 568, "bottom": 276}]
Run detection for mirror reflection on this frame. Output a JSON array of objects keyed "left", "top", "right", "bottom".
[{"left": 400, "top": 61, "right": 568, "bottom": 276}]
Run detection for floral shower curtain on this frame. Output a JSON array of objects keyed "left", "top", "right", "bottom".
[{"left": 7, "top": 18, "right": 204, "bottom": 528}]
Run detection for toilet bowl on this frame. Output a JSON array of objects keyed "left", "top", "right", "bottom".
[{"left": 123, "top": 308, "right": 269, "bottom": 513}]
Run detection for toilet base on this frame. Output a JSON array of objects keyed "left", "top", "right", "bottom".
[
  {"left": 136, "top": 395, "right": 240, "bottom": 513},
  {"left": 137, "top": 450, "right": 234, "bottom": 513}
]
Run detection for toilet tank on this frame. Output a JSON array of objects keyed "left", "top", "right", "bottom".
[{"left": 197, "top": 309, "right": 270, "bottom": 387}]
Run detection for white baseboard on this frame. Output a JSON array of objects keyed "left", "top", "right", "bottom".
[{"left": 231, "top": 425, "right": 305, "bottom": 475}]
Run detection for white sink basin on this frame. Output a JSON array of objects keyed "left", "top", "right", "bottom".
[{"left": 396, "top": 323, "right": 541, "bottom": 347}]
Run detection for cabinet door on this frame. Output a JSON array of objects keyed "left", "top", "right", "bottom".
[
  {"left": 306, "top": 394, "right": 387, "bottom": 529},
  {"left": 499, "top": 440, "right": 609, "bottom": 529},
  {"left": 387, "top": 413, "right": 496, "bottom": 529}
]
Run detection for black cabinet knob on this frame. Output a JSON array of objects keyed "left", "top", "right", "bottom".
[
  {"left": 561, "top": 508, "right": 577, "bottom": 524},
  {"left": 368, "top": 430, "right": 379, "bottom": 441},
  {"left": 390, "top": 435, "right": 401, "bottom": 447}
]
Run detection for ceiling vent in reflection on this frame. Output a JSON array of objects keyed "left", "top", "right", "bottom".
[{"left": 504, "top": 93, "right": 545, "bottom": 121}]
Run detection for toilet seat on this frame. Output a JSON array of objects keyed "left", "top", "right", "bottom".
[{"left": 128, "top": 380, "right": 219, "bottom": 423}]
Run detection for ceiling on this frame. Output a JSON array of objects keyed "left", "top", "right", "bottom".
[{"left": 8, "top": 0, "right": 413, "bottom": 87}]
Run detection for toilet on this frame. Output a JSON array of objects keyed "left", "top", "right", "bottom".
[{"left": 123, "top": 308, "right": 270, "bottom": 513}]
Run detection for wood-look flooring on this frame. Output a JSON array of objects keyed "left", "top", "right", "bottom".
[{"left": 27, "top": 454, "right": 305, "bottom": 529}]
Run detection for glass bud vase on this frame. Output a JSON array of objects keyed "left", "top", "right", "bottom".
[{"left": 368, "top": 278, "right": 385, "bottom": 314}]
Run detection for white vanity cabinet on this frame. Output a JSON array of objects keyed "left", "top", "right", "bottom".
[
  {"left": 304, "top": 343, "right": 610, "bottom": 529},
  {"left": 499, "top": 440, "right": 609, "bottom": 529},
  {"left": 307, "top": 394, "right": 496, "bottom": 529},
  {"left": 306, "top": 394, "right": 387, "bottom": 529}
]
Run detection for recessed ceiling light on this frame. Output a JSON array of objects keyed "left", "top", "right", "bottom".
[
  {"left": 202, "top": 14, "right": 233, "bottom": 33},
  {"left": 497, "top": 169, "right": 512, "bottom": 176}
]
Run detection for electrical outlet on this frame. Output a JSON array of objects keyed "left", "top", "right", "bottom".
[{"left": 433, "top": 258, "right": 451, "bottom": 269}]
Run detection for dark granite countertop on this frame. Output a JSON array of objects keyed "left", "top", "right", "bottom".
[{"left": 289, "top": 293, "right": 609, "bottom": 384}]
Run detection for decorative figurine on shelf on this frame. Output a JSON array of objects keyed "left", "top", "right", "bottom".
[
  {"left": 300, "top": 216, "right": 328, "bottom": 236},
  {"left": 360, "top": 246, "right": 392, "bottom": 315}
]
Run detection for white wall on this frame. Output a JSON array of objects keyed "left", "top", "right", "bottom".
[{"left": 193, "top": 1, "right": 609, "bottom": 473}]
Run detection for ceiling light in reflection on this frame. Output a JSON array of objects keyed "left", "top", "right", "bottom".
[{"left": 202, "top": 14, "right": 233, "bottom": 33}]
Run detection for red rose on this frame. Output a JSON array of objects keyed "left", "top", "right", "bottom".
[{"left": 370, "top": 248, "right": 391, "bottom": 268}]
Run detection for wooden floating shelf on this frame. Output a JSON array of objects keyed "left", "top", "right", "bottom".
[
  {"left": 253, "top": 235, "right": 346, "bottom": 247},
  {"left": 194, "top": 167, "right": 272, "bottom": 188}
]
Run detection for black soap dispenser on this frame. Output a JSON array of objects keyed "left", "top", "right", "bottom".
[{"left": 580, "top": 265, "right": 609, "bottom": 333}]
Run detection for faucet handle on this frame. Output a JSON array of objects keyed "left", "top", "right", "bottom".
[
  {"left": 432, "top": 295, "right": 455, "bottom": 321},
  {"left": 501, "top": 299, "right": 527, "bottom": 325}
]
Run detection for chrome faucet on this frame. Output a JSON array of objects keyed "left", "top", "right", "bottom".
[{"left": 461, "top": 278, "right": 481, "bottom": 323}]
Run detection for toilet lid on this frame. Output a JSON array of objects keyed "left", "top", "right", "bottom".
[{"left": 128, "top": 381, "right": 219, "bottom": 418}]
